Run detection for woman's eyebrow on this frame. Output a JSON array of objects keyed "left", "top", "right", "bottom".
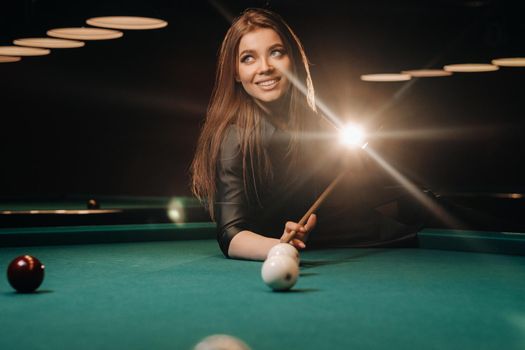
[
  {"left": 268, "top": 43, "right": 284, "bottom": 49},
  {"left": 239, "top": 49, "right": 254, "bottom": 57}
]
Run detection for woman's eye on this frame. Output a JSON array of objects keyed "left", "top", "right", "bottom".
[
  {"left": 271, "top": 49, "right": 284, "bottom": 57},
  {"left": 241, "top": 55, "right": 254, "bottom": 63}
]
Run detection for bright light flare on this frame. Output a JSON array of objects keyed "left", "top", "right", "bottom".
[
  {"left": 340, "top": 124, "right": 367, "bottom": 149},
  {"left": 364, "top": 146, "right": 462, "bottom": 228},
  {"left": 167, "top": 198, "right": 186, "bottom": 224}
]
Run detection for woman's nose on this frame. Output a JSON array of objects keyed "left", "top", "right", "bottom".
[{"left": 257, "top": 57, "right": 273, "bottom": 74}]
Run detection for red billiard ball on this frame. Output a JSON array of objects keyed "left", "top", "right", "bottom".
[
  {"left": 7, "top": 255, "right": 45, "bottom": 293},
  {"left": 87, "top": 199, "right": 100, "bottom": 209}
]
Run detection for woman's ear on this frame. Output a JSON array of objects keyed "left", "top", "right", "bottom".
[{"left": 235, "top": 75, "right": 241, "bottom": 82}]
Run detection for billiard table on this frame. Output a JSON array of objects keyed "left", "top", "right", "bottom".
[{"left": 1, "top": 195, "right": 524, "bottom": 350}]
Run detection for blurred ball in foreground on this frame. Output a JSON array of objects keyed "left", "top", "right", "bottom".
[{"left": 194, "top": 334, "right": 251, "bottom": 350}]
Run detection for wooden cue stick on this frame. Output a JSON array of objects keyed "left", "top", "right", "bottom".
[{"left": 280, "top": 169, "right": 347, "bottom": 243}]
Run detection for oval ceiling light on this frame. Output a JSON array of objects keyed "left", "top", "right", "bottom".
[
  {"left": 14, "top": 37, "right": 85, "bottom": 49},
  {"left": 86, "top": 16, "right": 168, "bottom": 30},
  {"left": 0, "top": 55, "right": 21, "bottom": 63},
  {"left": 443, "top": 63, "right": 499, "bottom": 72},
  {"left": 0, "top": 46, "right": 50, "bottom": 56},
  {"left": 401, "top": 69, "right": 453, "bottom": 77},
  {"left": 47, "top": 27, "right": 123, "bottom": 40},
  {"left": 360, "top": 73, "right": 411, "bottom": 82},
  {"left": 491, "top": 57, "right": 525, "bottom": 67}
]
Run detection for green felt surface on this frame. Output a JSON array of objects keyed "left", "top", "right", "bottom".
[
  {"left": 419, "top": 228, "right": 525, "bottom": 255},
  {"left": 0, "top": 196, "right": 200, "bottom": 210},
  {"left": 0, "top": 223, "right": 216, "bottom": 246},
  {"left": 1, "top": 240, "right": 525, "bottom": 350},
  {"left": 0, "top": 222, "right": 215, "bottom": 235}
]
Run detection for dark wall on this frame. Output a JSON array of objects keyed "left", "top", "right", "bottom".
[{"left": 1, "top": 0, "right": 524, "bottom": 198}]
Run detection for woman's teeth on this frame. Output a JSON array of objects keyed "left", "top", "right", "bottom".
[{"left": 257, "top": 79, "right": 279, "bottom": 88}]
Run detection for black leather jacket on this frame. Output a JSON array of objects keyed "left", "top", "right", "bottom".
[{"left": 214, "top": 118, "right": 319, "bottom": 257}]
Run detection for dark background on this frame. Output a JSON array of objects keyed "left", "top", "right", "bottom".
[{"left": 1, "top": 0, "right": 524, "bottom": 198}]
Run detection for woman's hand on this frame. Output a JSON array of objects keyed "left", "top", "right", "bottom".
[{"left": 282, "top": 214, "right": 317, "bottom": 250}]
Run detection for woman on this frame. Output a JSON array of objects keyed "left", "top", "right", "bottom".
[{"left": 191, "top": 8, "right": 423, "bottom": 260}]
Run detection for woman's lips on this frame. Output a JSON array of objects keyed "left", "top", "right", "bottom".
[{"left": 255, "top": 77, "right": 280, "bottom": 90}]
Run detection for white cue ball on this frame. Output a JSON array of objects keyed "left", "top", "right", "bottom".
[
  {"left": 267, "top": 243, "right": 300, "bottom": 263},
  {"left": 194, "top": 334, "right": 251, "bottom": 350},
  {"left": 261, "top": 255, "right": 299, "bottom": 291}
]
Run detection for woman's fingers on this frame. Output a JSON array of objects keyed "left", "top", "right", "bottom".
[
  {"left": 285, "top": 214, "right": 317, "bottom": 235},
  {"left": 290, "top": 239, "right": 306, "bottom": 249},
  {"left": 285, "top": 221, "right": 306, "bottom": 233},
  {"left": 304, "top": 214, "right": 317, "bottom": 232},
  {"left": 283, "top": 214, "right": 318, "bottom": 245}
]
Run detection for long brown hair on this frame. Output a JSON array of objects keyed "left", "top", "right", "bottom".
[{"left": 191, "top": 8, "right": 317, "bottom": 219}]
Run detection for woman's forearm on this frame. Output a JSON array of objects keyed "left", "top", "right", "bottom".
[{"left": 228, "top": 230, "right": 280, "bottom": 261}]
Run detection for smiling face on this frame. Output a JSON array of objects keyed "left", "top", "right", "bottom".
[{"left": 236, "top": 28, "right": 292, "bottom": 105}]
